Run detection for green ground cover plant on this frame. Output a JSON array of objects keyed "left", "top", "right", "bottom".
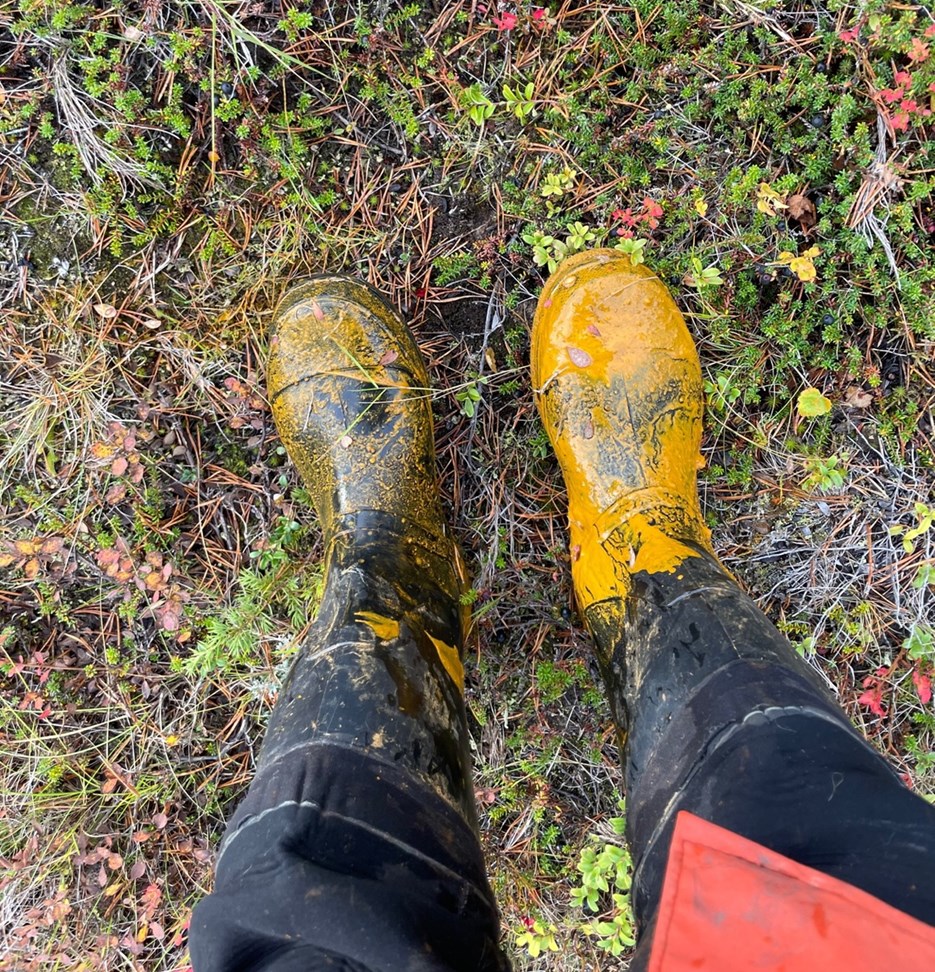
[{"left": 2, "top": 2, "right": 934, "bottom": 968}]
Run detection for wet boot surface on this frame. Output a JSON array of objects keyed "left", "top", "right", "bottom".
[{"left": 264, "top": 276, "right": 477, "bottom": 822}]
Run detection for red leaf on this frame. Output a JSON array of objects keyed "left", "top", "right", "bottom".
[
  {"left": 492, "top": 11, "right": 517, "bottom": 30},
  {"left": 857, "top": 687, "right": 887, "bottom": 718},
  {"left": 912, "top": 669, "right": 932, "bottom": 705},
  {"left": 641, "top": 198, "right": 664, "bottom": 228},
  {"left": 891, "top": 112, "right": 911, "bottom": 131},
  {"left": 908, "top": 37, "right": 930, "bottom": 63}
]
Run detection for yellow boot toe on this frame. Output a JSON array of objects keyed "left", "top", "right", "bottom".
[{"left": 531, "top": 249, "right": 713, "bottom": 613}]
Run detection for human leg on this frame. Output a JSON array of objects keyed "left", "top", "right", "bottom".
[
  {"left": 531, "top": 250, "right": 935, "bottom": 942},
  {"left": 190, "top": 279, "right": 507, "bottom": 972}
]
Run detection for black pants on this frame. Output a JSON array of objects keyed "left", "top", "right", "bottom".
[{"left": 191, "top": 540, "right": 935, "bottom": 971}]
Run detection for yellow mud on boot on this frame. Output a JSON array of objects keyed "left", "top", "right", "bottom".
[
  {"left": 263, "top": 276, "right": 476, "bottom": 822},
  {"left": 531, "top": 248, "right": 714, "bottom": 619}
]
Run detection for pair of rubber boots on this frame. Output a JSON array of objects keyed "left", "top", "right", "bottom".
[{"left": 260, "top": 249, "right": 797, "bottom": 865}]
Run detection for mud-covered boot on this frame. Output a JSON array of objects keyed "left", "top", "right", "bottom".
[
  {"left": 257, "top": 276, "right": 475, "bottom": 822},
  {"left": 531, "top": 249, "right": 846, "bottom": 921},
  {"left": 196, "top": 277, "right": 508, "bottom": 972}
]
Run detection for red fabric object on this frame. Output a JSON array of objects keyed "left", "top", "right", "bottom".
[{"left": 650, "top": 811, "right": 935, "bottom": 970}]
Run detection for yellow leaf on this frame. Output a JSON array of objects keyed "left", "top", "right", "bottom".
[
  {"left": 797, "top": 388, "right": 832, "bottom": 417},
  {"left": 91, "top": 442, "right": 116, "bottom": 460},
  {"left": 694, "top": 198, "right": 708, "bottom": 217},
  {"left": 776, "top": 246, "right": 820, "bottom": 283},
  {"left": 788, "top": 255, "right": 818, "bottom": 282},
  {"left": 756, "top": 182, "right": 787, "bottom": 216}
]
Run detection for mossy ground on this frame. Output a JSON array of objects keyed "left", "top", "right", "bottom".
[{"left": 2, "top": 2, "right": 934, "bottom": 969}]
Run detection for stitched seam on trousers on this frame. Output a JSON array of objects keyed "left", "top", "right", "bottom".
[{"left": 217, "top": 799, "right": 322, "bottom": 866}]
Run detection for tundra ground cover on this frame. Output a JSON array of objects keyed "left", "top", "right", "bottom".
[{"left": 1, "top": 2, "right": 934, "bottom": 968}]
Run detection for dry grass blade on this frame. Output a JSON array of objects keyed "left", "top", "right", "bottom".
[
  {"left": 52, "top": 57, "right": 163, "bottom": 190},
  {"left": 846, "top": 114, "right": 904, "bottom": 282}
]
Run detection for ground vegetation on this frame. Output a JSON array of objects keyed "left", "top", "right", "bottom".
[{"left": 1, "top": 2, "right": 934, "bottom": 968}]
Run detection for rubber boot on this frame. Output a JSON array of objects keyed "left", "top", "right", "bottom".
[
  {"left": 194, "top": 278, "right": 508, "bottom": 972},
  {"left": 260, "top": 275, "right": 476, "bottom": 823},
  {"left": 531, "top": 250, "right": 852, "bottom": 924}
]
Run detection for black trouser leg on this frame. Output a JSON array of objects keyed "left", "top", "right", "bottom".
[
  {"left": 190, "top": 515, "right": 508, "bottom": 972},
  {"left": 588, "top": 545, "right": 935, "bottom": 957}
]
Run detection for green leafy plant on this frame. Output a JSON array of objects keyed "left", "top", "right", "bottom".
[
  {"left": 459, "top": 586, "right": 480, "bottom": 606},
  {"left": 523, "top": 229, "right": 568, "bottom": 273},
  {"left": 503, "top": 81, "right": 536, "bottom": 123},
  {"left": 514, "top": 918, "right": 559, "bottom": 958},
  {"left": 184, "top": 518, "right": 321, "bottom": 677},
  {"left": 613, "top": 237, "right": 647, "bottom": 266},
  {"left": 462, "top": 83, "right": 494, "bottom": 126},
  {"left": 570, "top": 813, "right": 636, "bottom": 957},
  {"left": 704, "top": 372, "right": 742, "bottom": 413},
  {"left": 890, "top": 503, "right": 935, "bottom": 554},
  {"left": 797, "top": 387, "right": 833, "bottom": 417},
  {"left": 905, "top": 624, "right": 935, "bottom": 663},
  {"left": 686, "top": 256, "right": 724, "bottom": 289},
  {"left": 278, "top": 8, "right": 314, "bottom": 41},
  {"left": 913, "top": 564, "right": 935, "bottom": 590},
  {"left": 455, "top": 377, "right": 487, "bottom": 417},
  {"left": 565, "top": 220, "right": 596, "bottom": 252},
  {"left": 802, "top": 454, "right": 848, "bottom": 493},
  {"left": 540, "top": 166, "right": 577, "bottom": 199},
  {"left": 432, "top": 251, "right": 480, "bottom": 286}
]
